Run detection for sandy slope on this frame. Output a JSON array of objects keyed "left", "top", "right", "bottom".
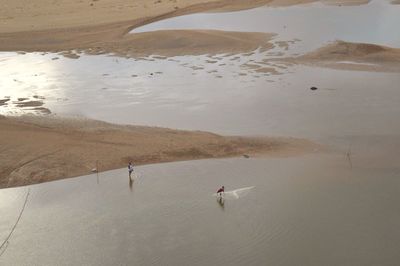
[
  {"left": 291, "top": 41, "right": 400, "bottom": 72},
  {"left": 0, "top": 116, "right": 320, "bottom": 188}
]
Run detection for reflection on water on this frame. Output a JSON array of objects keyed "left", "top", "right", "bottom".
[
  {"left": 0, "top": 51, "right": 286, "bottom": 117},
  {"left": 129, "top": 177, "right": 134, "bottom": 192},
  {"left": 1, "top": 52, "right": 400, "bottom": 144},
  {"left": 217, "top": 197, "right": 225, "bottom": 210}
]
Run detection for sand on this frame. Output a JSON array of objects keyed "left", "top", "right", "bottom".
[
  {"left": 288, "top": 41, "right": 400, "bottom": 72},
  {"left": 0, "top": 0, "right": 374, "bottom": 57},
  {"left": 88, "top": 30, "right": 276, "bottom": 57},
  {"left": 0, "top": 115, "right": 320, "bottom": 188}
]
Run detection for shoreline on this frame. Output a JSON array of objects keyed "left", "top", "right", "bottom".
[
  {"left": 0, "top": 115, "right": 321, "bottom": 189},
  {"left": 0, "top": 0, "right": 377, "bottom": 57},
  {"left": 0, "top": 0, "right": 373, "bottom": 34}
]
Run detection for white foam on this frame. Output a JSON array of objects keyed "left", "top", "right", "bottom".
[{"left": 213, "top": 186, "right": 255, "bottom": 199}]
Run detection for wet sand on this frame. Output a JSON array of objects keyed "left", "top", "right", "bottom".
[
  {"left": 0, "top": 115, "right": 319, "bottom": 188},
  {"left": 93, "top": 30, "right": 275, "bottom": 57},
  {"left": 291, "top": 41, "right": 400, "bottom": 72}
]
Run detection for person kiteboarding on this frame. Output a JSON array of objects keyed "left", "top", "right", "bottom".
[{"left": 217, "top": 186, "right": 225, "bottom": 197}]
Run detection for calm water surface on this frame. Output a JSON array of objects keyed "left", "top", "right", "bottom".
[
  {"left": 1, "top": 154, "right": 400, "bottom": 265},
  {"left": 1, "top": 53, "right": 399, "bottom": 143}
]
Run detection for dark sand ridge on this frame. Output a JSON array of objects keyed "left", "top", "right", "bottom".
[
  {"left": 0, "top": 0, "right": 373, "bottom": 57},
  {"left": 0, "top": 116, "right": 320, "bottom": 188},
  {"left": 288, "top": 41, "right": 400, "bottom": 72}
]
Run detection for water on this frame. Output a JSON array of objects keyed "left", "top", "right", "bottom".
[
  {"left": 1, "top": 52, "right": 399, "bottom": 143},
  {"left": 1, "top": 154, "right": 400, "bottom": 265}
]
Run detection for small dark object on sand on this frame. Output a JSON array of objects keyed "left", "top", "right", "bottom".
[
  {"left": 243, "top": 154, "right": 250, "bottom": 158},
  {"left": 310, "top": 86, "right": 318, "bottom": 91}
]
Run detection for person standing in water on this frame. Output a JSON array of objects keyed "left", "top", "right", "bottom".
[
  {"left": 217, "top": 186, "right": 225, "bottom": 197},
  {"left": 128, "top": 162, "right": 134, "bottom": 179}
]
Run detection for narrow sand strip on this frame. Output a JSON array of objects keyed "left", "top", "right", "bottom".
[{"left": 0, "top": 115, "right": 320, "bottom": 188}]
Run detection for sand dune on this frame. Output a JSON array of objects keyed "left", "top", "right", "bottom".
[
  {"left": 0, "top": 116, "right": 320, "bottom": 188},
  {"left": 292, "top": 41, "right": 400, "bottom": 72}
]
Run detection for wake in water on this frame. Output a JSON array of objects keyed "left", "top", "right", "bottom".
[{"left": 213, "top": 186, "right": 255, "bottom": 200}]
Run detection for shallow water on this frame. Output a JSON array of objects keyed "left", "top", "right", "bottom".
[
  {"left": 1, "top": 52, "right": 399, "bottom": 145},
  {"left": 1, "top": 154, "right": 400, "bottom": 265}
]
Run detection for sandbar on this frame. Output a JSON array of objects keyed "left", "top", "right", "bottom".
[
  {"left": 0, "top": 115, "right": 320, "bottom": 188},
  {"left": 286, "top": 41, "right": 400, "bottom": 72}
]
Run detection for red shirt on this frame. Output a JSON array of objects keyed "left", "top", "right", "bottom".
[{"left": 217, "top": 188, "right": 224, "bottom": 193}]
